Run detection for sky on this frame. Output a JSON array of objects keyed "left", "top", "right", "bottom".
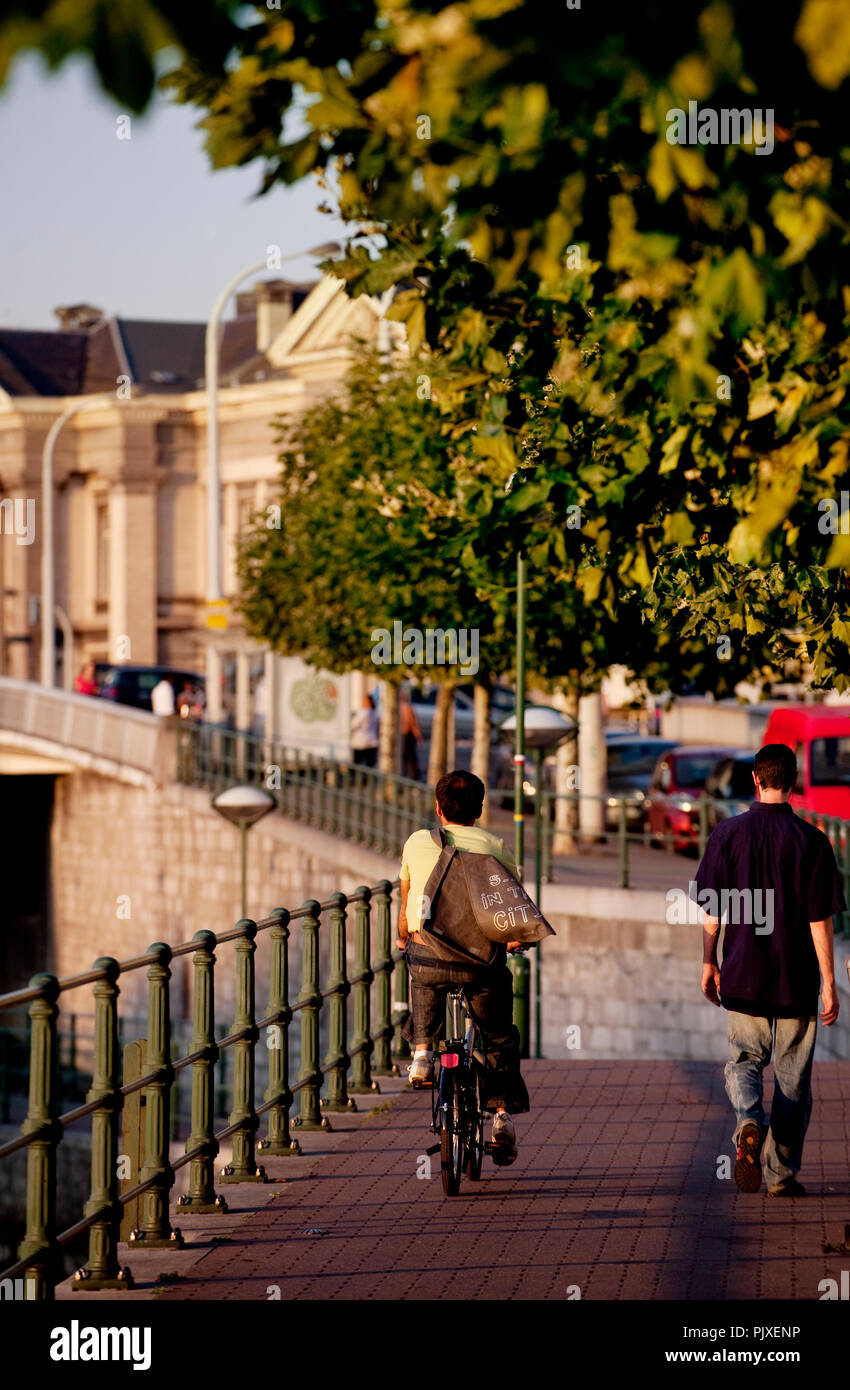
[{"left": 0, "top": 52, "right": 347, "bottom": 330}]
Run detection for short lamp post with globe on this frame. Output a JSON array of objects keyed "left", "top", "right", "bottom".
[{"left": 211, "top": 785, "right": 277, "bottom": 919}]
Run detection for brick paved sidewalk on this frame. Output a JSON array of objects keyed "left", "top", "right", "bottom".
[{"left": 143, "top": 1059, "right": 850, "bottom": 1302}]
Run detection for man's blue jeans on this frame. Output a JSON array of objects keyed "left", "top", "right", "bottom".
[{"left": 725, "top": 1011, "right": 817, "bottom": 1189}]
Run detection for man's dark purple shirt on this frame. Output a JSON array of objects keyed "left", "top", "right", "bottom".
[{"left": 693, "top": 801, "right": 845, "bottom": 1017}]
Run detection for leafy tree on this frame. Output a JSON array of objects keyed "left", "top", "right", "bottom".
[
  {"left": 170, "top": 0, "right": 850, "bottom": 689},
  {"left": 12, "top": 1, "right": 850, "bottom": 687}
]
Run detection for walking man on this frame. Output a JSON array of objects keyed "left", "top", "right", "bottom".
[{"left": 695, "top": 743, "right": 844, "bottom": 1196}]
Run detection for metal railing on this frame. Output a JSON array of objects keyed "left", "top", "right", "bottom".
[
  {"left": 177, "top": 723, "right": 437, "bottom": 855},
  {"left": 0, "top": 880, "right": 426, "bottom": 1300},
  {"left": 539, "top": 791, "right": 850, "bottom": 932}
]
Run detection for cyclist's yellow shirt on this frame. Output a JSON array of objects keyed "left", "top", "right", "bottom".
[{"left": 399, "top": 823, "right": 519, "bottom": 929}]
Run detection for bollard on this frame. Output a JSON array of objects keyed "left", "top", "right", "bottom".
[
  {"left": 259, "top": 909, "right": 301, "bottom": 1155},
  {"left": 18, "top": 974, "right": 60, "bottom": 1300},
  {"left": 178, "top": 930, "right": 227, "bottom": 1212},
  {"left": 323, "top": 894, "right": 354, "bottom": 1112},
  {"left": 73, "top": 958, "right": 133, "bottom": 1290},
  {"left": 293, "top": 902, "right": 330, "bottom": 1130},
  {"left": 221, "top": 920, "right": 267, "bottom": 1181},
  {"left": 349, "top": 887, "right": 378, "bottom": 1094},
  {"left": 371, "top": 880, "right": 397, "bottom": 1076}
]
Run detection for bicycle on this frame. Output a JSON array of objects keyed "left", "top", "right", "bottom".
[{"left": 426, "top": 945, "right": 530, "bottom": 1197}]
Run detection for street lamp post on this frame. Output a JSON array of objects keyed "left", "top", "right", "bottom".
[
  {"left": 211, "top": 785, "right": 276, "bottom": 919},
  {"left": 203, "top": 243, "right": 341, "bottom": 642},
  {"left": 40, "top": 394, "right": 116, "bottom": 687},
  {"left": 501, "top": 704, "right": 575, "bottom": 1059}
]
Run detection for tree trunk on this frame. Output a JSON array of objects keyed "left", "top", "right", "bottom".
[
  {"left": 427, "top": 681, "right": 454, "bottom": 787},
  {"left": 552, "top": 686, "right": 580, "bottom": 854},
  {"left": 379, "top": 680, "right": 399, "bottom": 775},
  {"left": 578, "top": 690, "right": 605, "bottom": 841},
  {"left": 471, "top": 680, "right": 492, "bottom": 824}
]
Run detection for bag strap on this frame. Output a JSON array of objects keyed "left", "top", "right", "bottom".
[{"left": 422, "top": 826, "right": 455, "bottom": 905}]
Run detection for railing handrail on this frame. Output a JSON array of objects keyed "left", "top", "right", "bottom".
[{"left": 0, "top": 885, "right": 398, "bottom": 1015}]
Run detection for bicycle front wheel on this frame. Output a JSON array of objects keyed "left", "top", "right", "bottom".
[{"left": 439, "top": 1070, "right": 464, "bottom": 1196}]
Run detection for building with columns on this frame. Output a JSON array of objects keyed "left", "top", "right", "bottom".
[{"left": 0, "top": 275, "right": 390, "bottom": 733}]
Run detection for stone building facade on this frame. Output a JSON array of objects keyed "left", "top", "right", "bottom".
[{"left": 0, "top": 275, "right": 391, "bottom": 723}]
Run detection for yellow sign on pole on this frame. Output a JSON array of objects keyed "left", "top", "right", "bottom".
[{"left": 206, "top": 600, "right": 228, "bottom": 631}]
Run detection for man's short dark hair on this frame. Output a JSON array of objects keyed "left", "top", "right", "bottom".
[
  {"left": 435, "top": 770, "right": 485, "bottom": 824},
  {"left": 754, "top": 743, "right": 797, "bottom": 792}
]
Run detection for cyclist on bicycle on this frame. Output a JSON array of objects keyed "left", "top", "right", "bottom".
[{"left": 397, "top": 770, "right": 530, "bottom": 1165}]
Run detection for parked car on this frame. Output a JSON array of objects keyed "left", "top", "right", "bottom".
[
  {"left": 407, "top": 683, "right": 476, "bottom": 740},
  {"left": 605, "top": 734, "right": 678, "bottom": 830},
  {"left": 457, "top": 681, "right": 516, "bottom": 730},
  {"left": 645, "top": 745, "right": 738, "bottom": 852},
  {"left": 492, "top": 728, "right": 677, "bottom": 822},
  {"left": 763, "top": 705, "right": 850, "bottom": 819},
  {"left": 703, "top": 750, "right": 756, "bottom": 830},
  {"left": 98, "top": 664, "right": 206, "bottom": 714}
]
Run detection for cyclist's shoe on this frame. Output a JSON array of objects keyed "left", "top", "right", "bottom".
[
  {"left": 408, "top": 1054, "right": 434, "bottom": 1087},
  {"left": 490, "top": 1111, "right": 518, "bottom": 1166},
  {"left": 734, "top": 1122, "right": 764, "bottom": 1193}
]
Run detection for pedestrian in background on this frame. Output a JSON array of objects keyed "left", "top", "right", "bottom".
[
  {"left": 74, "top": 661, "right": 97, "bottom": 696},
  {"left": 351, "top": 692, "right": 379, "bottom": 767},
  {"left": 151, "top": 675, "right": 176, "bottom": 717},
  {"left": 400, "top": 689, "right": 422, "bottom": 780}
]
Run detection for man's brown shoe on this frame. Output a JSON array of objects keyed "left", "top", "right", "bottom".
[
  {"left": 734, "top": 1122, "right": 764, "bottom": 1193},
  {"left": 767, "top": 1179, "right": 807, "bottom": 1197}
]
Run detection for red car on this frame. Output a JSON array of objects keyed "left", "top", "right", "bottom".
[{"left": 645, "top": 746, "right": 738, "bottom": 852}]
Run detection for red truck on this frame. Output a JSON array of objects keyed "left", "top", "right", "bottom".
[{"left": 763, "top": 705, "right": 850, "bottom": 819}]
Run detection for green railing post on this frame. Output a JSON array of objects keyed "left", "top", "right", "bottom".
[
  {"left": 349, "top": 886, "right": 378, "bottom": 1094},
  {"left": 371, "top": 880, "right": 397, "bottom": 1076},
  {"left": 391, "top": 946, "right": 411, "bottom": 1063},
  {"left": 293, "top": 901, "right": 330, "bottom": 1131},
  {"left": 258, "top": 908, "right": 301, "bottom": 1155},
  {"left": 511, "top": 953, "right": 530, "bottom": 1060},
  {"left": 17, "top": 973, "right": 60, "bottom": 1300},
  {"left": 73, "top": 958, "right": 133, "bottom": 1290},
  {"left": 177, "top": 930, "right": 228, "bottom": 1213},
  {"left": 698, "top": 795, "right": 709, "bottom": 857},
  {"left": 618, "top": 799, "right": 629, "bottom": 889},
  {"left": 323, "top": 893, "right": 354, "bottom": 1112},
  {"left": 221, "top": 919, "right": 268, "bottom": 1182},
  {"left": 133, "top": 943, "right": 183, "bottom": 1247}
]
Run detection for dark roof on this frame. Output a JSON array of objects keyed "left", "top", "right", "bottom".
[
  {"left": 0, "top": 329, "right": 88, "bottom": 396},
  {"left": 0, "top": 280, "right": 318, "bottom": 397}
]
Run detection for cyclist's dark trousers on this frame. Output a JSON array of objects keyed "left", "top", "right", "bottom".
[{"left": 404, "top": 944, "right": 530, "bottom": 1115}]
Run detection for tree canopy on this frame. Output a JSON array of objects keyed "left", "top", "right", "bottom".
[{"left": 10, "top": 1, "right": 850, "bottom": 689}]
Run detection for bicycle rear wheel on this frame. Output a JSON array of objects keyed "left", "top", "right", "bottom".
[{"left": 439, "top": 1071, "right": 464, "bottom": 1196}]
